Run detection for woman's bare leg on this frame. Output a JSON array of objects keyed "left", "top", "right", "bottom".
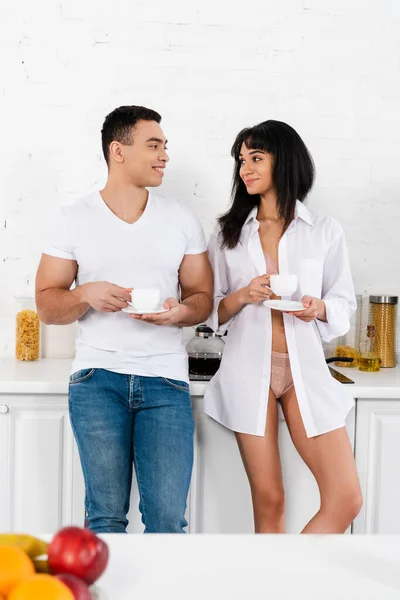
[
  {"left": 280, "top": 387, "right": 362, "bottom": 533},
  {"left": 235, "top": 390, "right": 285, "bottom": 533}
]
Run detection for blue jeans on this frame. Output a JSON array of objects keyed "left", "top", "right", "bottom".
[{"left": 68, "top": 368, "right": 194, "bottom": 533}]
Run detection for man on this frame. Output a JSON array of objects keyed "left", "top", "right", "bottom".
[{"left": 36, "top": 106, "right": 213, "bottom": 533}]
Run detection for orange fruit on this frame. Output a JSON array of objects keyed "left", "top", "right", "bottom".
[
  {"left": 8, "top": 574, "right": 74, "bottom": 600},
  {"left": 0, "top": 546, "right": 34, "bottom": 595}
]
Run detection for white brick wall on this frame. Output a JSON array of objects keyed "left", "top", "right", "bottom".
[{"left": 1, "top": 0, "right": 400, "bottom": 358}]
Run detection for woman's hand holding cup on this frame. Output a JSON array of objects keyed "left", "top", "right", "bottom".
[{"left": 240, "top": 275, "right": 273, "bottom": 305}]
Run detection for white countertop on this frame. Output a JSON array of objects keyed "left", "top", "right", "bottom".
[
  {"left": 0, "top": 358, "right": 207, "bottom": 396},
  {"left": 91, "top": 534, "right": 400, "bottom": 599},
  {"left": 0, "top": 358, "right": 400, "bottom": 399},
  {"left": 333, "top": 364, "right": 400, "bottom": 398}
]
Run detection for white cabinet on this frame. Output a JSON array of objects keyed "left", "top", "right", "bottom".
[
  {"left": 0, "top": 389, "right": 357, "bottom": 535},
  {"left": 0, "top": 394, "right": 85, "bottom": 532},
  {"left": 353, "top": 399, "right": 400, "bottom": 534},
  {"left": 2, "top": 359, "right": 400, "bottom": 535},
  {"left": 191, "top": 396, "right": 355, "bottom": 533},
  {"left": 189, "top": 399, "right": 253, "bottom": 533}
]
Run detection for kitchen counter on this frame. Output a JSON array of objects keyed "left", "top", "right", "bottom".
[
  {"left": 1, "top": 358, "right": 400, "bottom": 398},
  {"left": 3, "top": 358, "right": 400, "bottom": 535},
  {"left": 91, "top": 534, "right": 400, "bottom": 599},
  {"left": 333, "top": 364, "right": 400, "bottom": 398},
  {"left": 0, "top": 358, "right": 207, "bottom": 396}
]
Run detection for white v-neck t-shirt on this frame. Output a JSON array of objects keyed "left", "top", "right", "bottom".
[{"left": 43, "top": 190, "right": 207, "bottom": 382}]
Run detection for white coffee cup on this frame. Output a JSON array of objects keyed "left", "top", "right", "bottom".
[
  {"left": 269, "top": 274, "right": 298, "bottom": 296},
  {"left": 130, "top": 288, "right": 161, "bottom": 311}
]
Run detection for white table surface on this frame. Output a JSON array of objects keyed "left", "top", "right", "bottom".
[
  {"left": 92, "top": 534, "right": 400, "bottom": 599},
  {"left": 1, "top": 358, "right": 400, "bottom": 398}
]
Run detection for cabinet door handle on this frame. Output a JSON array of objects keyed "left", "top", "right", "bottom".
[{"left": 0, "top": 404, "right": 9, "bottom": 414}]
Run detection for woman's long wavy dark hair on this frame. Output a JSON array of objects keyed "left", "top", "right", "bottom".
[{"left": 218, "top": 120, "right": 315, "bottom": 248}]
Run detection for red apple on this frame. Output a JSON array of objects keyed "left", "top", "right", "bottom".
[
  {"left": 48, "top": 526, "right": 109, "bottom": 585},
  {"left": 55, "top": 574, "right": 91, "bottom": 600}
]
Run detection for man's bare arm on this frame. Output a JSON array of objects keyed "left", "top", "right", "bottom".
[
  {"left": 36, "top": 254, "right": 132, "bottom": 325},
  {"left": 178, "top": 252, "right": 213, "bottom": 326},
  {"left": 35, "top": 255, "right": 89, "bottom": 325}
]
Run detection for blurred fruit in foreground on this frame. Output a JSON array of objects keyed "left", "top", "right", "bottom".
[
  {"left": 32, "top": 557, "right": 50, "bottom": 573},
  {"left": 55, "top": 574, "right": 92, "bottom": 600},
  {"left": 48, "top": 527, "right": 109, "bottom": 585},
  {"left": 0, "top": 546, "right": 35, "bottom": 596},
  {"left": 0, "top": 534, "right": 47, "bottom": 559},
  {"left": 8, "top": 574, "right": 74, "bottom": 600}
]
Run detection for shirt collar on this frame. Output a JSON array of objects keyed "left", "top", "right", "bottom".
[
  {"left": 294, "top": 200, "right": 314, "bottom": 226},
  {"left": 244, "top": 206, "right": 258, "bottom": 225},
  {"left": 244, "top": 200, "right": 314, "bottom": 227}
]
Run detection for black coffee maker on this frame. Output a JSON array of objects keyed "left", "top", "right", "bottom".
[{"left": 186, "top": 325, "right": 225, "bottom": 380}]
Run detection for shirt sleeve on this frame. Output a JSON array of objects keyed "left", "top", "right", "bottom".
[
  {"left": 205, "top": 228, "right": 235, "bottom": 335},
  {"left": 42, "top": 208, "right": 76, "bottom": 261},
  {"left": 316, "top": 224, "right": 357, "bottom": 343},
  {"left": 184, "top": 207, "right": 207, "bottom": 255}
]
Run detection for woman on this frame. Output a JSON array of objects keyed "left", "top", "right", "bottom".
[{"left": 205, "top": 120, "right": 362, "bottom": 533}]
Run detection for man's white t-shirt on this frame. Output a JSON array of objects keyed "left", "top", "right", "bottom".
[{"left": 44, "top": 191, "right": 207, "bottom": 382}]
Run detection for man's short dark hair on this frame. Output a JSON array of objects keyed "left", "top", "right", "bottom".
[{"left": 101, "top": 105, "right": 162, "bottom": 165}]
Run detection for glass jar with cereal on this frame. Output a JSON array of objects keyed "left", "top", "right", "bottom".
[{"left": 15, "top": 295, "right": 41, "bottom": 361}]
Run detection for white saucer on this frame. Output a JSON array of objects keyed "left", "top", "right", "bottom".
[
  {"left": 263, "top": 300, "right": 305, "bottom": 312},
  {"left": 122, "top": 306, "right": 169, "bottom": 315}
]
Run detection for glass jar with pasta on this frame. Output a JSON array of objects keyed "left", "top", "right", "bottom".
[
  {"left": 15, "top": 295, "right": 41, "bottom": 361},
  {"left": 369, "top": 295, "right": 398, "bottom": 367}
]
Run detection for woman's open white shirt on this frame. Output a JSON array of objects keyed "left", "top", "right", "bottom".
[{"left": 204, "top": 200, "right": 357, "bottom": 438}]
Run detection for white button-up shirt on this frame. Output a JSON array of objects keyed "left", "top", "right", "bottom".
[{"left": 204, "top": 200, "right": 357, "bottom": 438}]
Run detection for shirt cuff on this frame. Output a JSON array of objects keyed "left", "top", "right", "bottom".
[
  {"left": 316, "top": 298, "right": 351, "bottom": 342},
  {"left": 43, "top": 248, "right": 76, "bottom": 261},
  {"left": 206, "top": 297, "right": 234, "bottom": 335},
  {"left": 185, "top": 244, "right": 207, "bottom": 255}
]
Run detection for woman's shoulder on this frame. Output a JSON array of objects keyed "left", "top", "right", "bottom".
[
  {"left": 207, "top": 226, "right": 224, "bottom": 258},
  {"left": 308, "top": 209, "right": 345, "bottom": 239},
  {"left": 208, "top": 223, "right": 240, "bottom": 247}
]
